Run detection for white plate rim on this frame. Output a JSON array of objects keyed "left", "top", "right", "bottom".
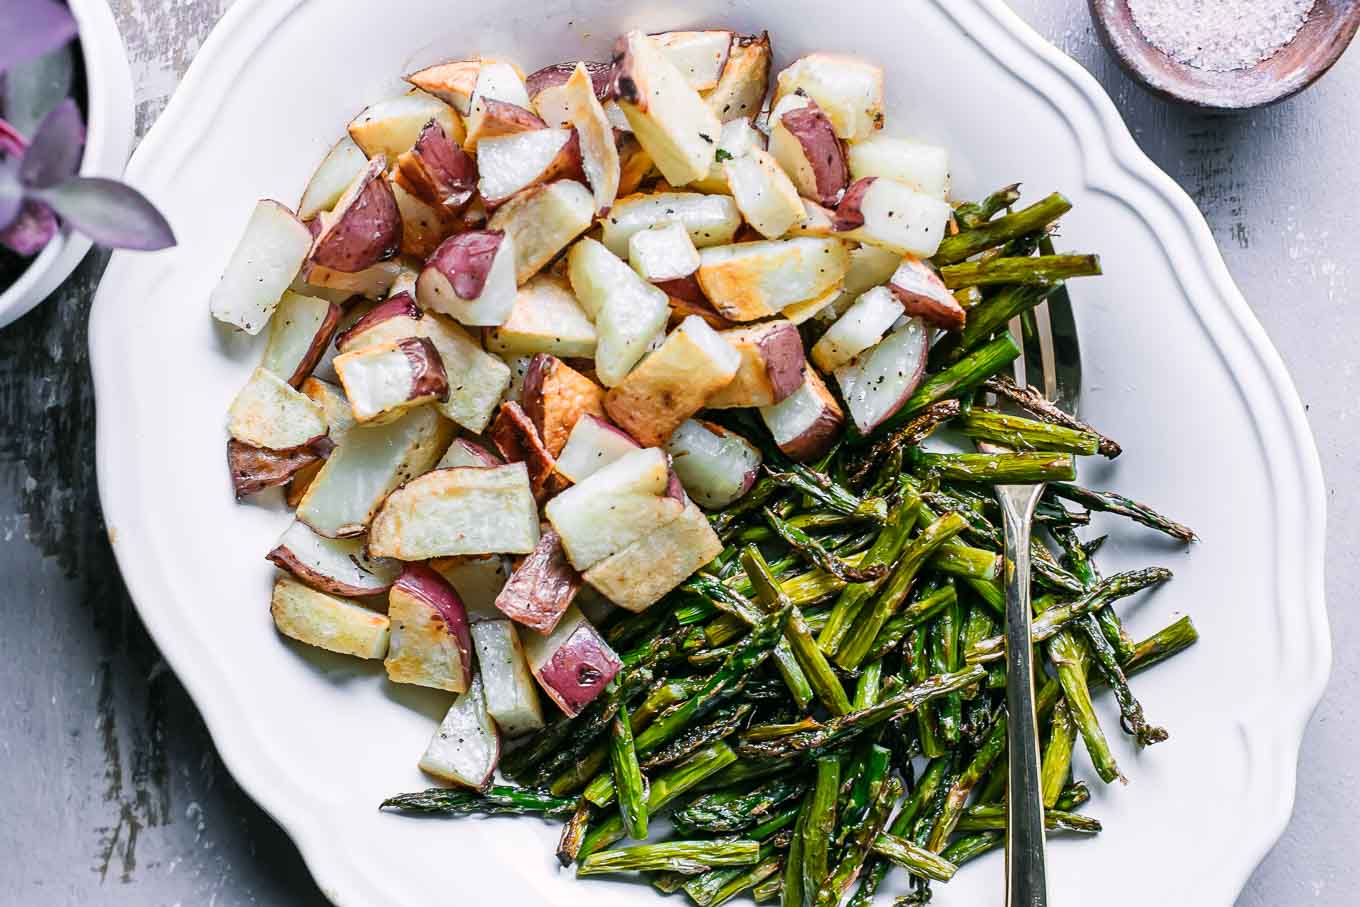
[{"left": 87, "top": 1, "right": 1331, "bottom": 904}]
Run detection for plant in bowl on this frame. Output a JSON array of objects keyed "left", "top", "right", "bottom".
[{"left": 0, "top": 0, "right": 173, "bottom": 319}]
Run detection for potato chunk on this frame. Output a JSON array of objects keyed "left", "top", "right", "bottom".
[{"left": 270, "top": 574, "right": 390, "bottom": 659}]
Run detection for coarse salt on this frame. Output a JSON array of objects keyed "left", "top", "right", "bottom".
[{"left": 1128, "top": 0, "right": 1317, "bottom": 72}]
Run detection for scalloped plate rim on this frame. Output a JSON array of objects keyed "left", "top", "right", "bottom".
[{"left": 88, "top": 1, "right": 1330, "bottom": 905}]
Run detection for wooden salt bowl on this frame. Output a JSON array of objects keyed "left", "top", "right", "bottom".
[{"left": 1090, "top": 0, "right": 1360, "bottom": 109}]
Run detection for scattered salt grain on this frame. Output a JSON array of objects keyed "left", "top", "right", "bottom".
[{"left": 1128, "top": 0, "right": 1317, "bottom": 72}]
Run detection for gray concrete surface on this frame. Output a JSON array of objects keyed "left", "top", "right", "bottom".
[{"left": 0, "top": 1, "right": 1353, "bottom": 904}]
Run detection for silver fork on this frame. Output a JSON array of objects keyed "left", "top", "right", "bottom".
[{"left": 992, "top": 280, "right": 1083, "bottom": 907}]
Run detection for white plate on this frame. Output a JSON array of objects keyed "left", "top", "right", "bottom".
[{"left": 89, "top": 1, "right": 1329, "bottom": 905}]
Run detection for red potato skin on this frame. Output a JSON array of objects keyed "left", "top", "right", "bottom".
[
  {"left": 334, "top": 291, "right": 422, "bottom": 352},
  {"left": 521, "top": 354, "right": 608, "bottom": 458},
  {"left": 446, "top": 437, "right": 503, "bottom": 467},
  {"left": 397, "top": 336, "right": 451, "bottom": 402},
  {"left": 469, "top": 99, "right": 548, "bottom": 144},
  {"left": 393, "top": 563, "right": 474, "bottom": 691},
  {"left": 887, "top": 257, "right": 967, "bottom": 331},
  {"left": 311, "top": 156, "right": 403, "bottom": 273},
  {"left": 538, "top": 623, "right": 622, "bottom": 715},
  {"left": 396, "top": 120, "right": 478, "bottom": 211},
  {"left": 832, "top": 176, "right": 875, "bottom": 232},
  {"left": 755, "top": 321, "right": 807, "bottom": 403},
  {"left": 667, "top": 296, "right": 737, "bottom": 332},
  {"left": 781, "top": 370, "right": 844, "bottom": 462},
  {"left": 665, "top": 468, "right": 686, "bottom": 505},
  {"left": 489, "top": 401, "right": 565, "bottom": 501},
  {"left": 284, "top": 301, "right": 343, "bottom": 387},
  {"left": 781, "top": 101, "right": 848, "bottom": 206},
  {"left": 654, "top": 274, "right": 706, "bottom": 304},
  {"left": 427, "top": 230, "right": 506, "bottom": 301},
  {"left": 493, "top": 528, "right": 582, "bottom": 633},
  {"left": 227, "top": 439, "right": 323, "bottom": 500},
  {"left": 525, "top": 61, "right": 613, "bottom": 101},
  {"left": 264, "top": 545, "right": 392, "bottom": 598}
]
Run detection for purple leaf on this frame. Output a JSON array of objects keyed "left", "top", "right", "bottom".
[
  {"left": 0, "top": 0, "right": 78, "bottom": 76},
  {"left": 4, "top": 43, "right": 76, "bottom": 138},
  {"left": 20, "top": 99, "right": 84, "bottom": 187},
  {"left": 32, "top": 177, "right": 177, "bottom": 251},
  {"left": 0, "top": 200, "right": 58, "bottom": 257},
  {"left": 0, "top": 117, "right": 27, "bottom": 157}
]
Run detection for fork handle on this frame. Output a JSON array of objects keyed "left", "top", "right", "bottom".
[{"left": 997, "top": 485, "right": 1048, "bottom": 907}]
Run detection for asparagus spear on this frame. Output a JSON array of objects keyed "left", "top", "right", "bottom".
[
  {"left": 932, "top": 192, "right": 1072, "bottom": 265},
  {"left": 936, "top": 597, "right": 965, "bottom": 745},
  {"left": 707, "top": 842, "right": 787, "bottom": 906},
  {"left": 940, "top": 833, "right": 1001, "bottom": 867},
  {"left": 557, "top": 798, "right": 592, "bottom": 866},
  {"left": 965, "top": 568, "right": 1174, "bottom": 662},
  {"left": 866, "top": 584, "right": 959, "bottom": 661},
  {"left": 1048, "top": 482, "right": 1197, "bottom": 542},
  {"left": 817, "top": 776, "right": 904, "bottom": 907},
  {"left": 849, "top": 400, "right": 962, "bottom": 486},
  {"left": 737, "top": 666, "right": 986, "bottom": 760},
  {"left": 743, "top": 546, "right": 854, "bottom": 716},
  {"left": 550, "top": 678, "right": 706, "bottom": 795},
  {"left": 684, "top": 809, "right": 801, "bottom": 905},
  {"left": 956, "top": 804, "right": 1102, "bottom": 834},
  {"left": 1076, "top": 614, "right": 1169, "bottom": 747},
  {"left": 952, "top": 183, "right": 1021, "bottom": 230},
  {"left": 1051, "top": 525, "right": 1135, "bottom": 660},
  {"left": 577, "top": 839, "right": 759, "bottom": 876},
  {"left": 710, "top": 476, "right": 784, "bottom": 538},
  {"left": 849, "top": 757, "right": 951, "bottom": 906},
  {"left": 673, "top": 776, "right": 810, "bottom": 834},
  {"left": 939, "top": 254, "right": 1101, "bottom": 289},
  {"left": 783, "top": 790, "right": 811, "bottom": 907},
  {"left": 818, "top": 492, "right": 920, "bottom": 655},
  {"left": 927, "top": 544, "right": 1001, "bottom": 581},
  {"left": 837, "top": 743, "right": 890, "bottom": 848},
  {"left": 950, "top": 283, "right": 1060, "bottom": 359},
  {"left": 1055, "top": 781, "right": 1092, "bottom": 811},
  {"left": 577, "top": 742, "right": 738, "bottom": 861},
  {"left": 634, "top": 606, "right": 792, "bottom": 756},
  {"left": 641, "top": 703, "right": 755, "bottom": 770},
  {"left": 881, "top": 334, "right": 1021, "bottom": 433},
  {"left": 753, "top": 872, "right": 784, "bottom": 903},
  {"left": 910, "top": 449, "right": 1077, "bottom": 484},
  {"left": 1041, "top": 701, "right": 1078, "bottom": 809},
  {"left": 982, "top": 375, "right": 1121, "bottom": 458},
  {"left": 907, "top": 627, "right": 945, "bottom": 758},
  {"left": 802, "top": 757, "right": 841, "bottom": 901},
  {"left": 926, "top": 711, "right": 1008, "bottom": 852},
  {"left": 506, "top": 666, "right": 650, "bottom": 783},
  {"left": 869, "top": 832, "right": 959, "bottom": 882},
  {"left": 764, "top": 508, "right": 888, "bottom": 582},
  {"left": 1049, "top": 621, "right": 1122, "bottom": 784},
  {"left": 836, "top": 512, "right": 970, "bottom": 669},
  {"left": 1118, "top": 615, "right": 1199, "bottom": 676},
  {"left": 685, "top": 579, "right": 815, "bottom": 708},
  {"left": 958, "top": 409, "right": 1102, "bottom": 456},
  {"left": 609, "top": 702, "right": 648, "bottom": 839},
  {"left": 767, "top": 464, "right": 887, "bottom": 522},
  {"left": 380, "top": 785, "right": 577, "bottom": 817}
]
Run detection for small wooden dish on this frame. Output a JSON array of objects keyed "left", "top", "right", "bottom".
[{"left": 1090, "top": 0, "right": 1360, "bottom": 109}]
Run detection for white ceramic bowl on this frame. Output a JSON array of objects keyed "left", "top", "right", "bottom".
[
  {"left": 0, "top": 0, "right": 135, "bottom": 330},
  {"left": 90, "top": 1, "right": 1329, "bottom": 905}
]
